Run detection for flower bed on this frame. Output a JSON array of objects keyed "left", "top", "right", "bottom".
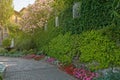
[
  {"left": 63, "top": 64, "right": 76, "bottom": 75},
  {"left": 73, "top": 68, "right": 99, "bottom": 80},
  {"left": 44, "top": 56, "right": 99, "bottom": 80},
  {"left": 23, "top": 55, "right": 100, "bottom": 80},
  {"left": 46, "top": 57, "right": 56, "bottom": 64}
]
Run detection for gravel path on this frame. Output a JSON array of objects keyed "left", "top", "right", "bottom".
[{"left": 0, "top": 56, "right": 76, "bottom": 80}]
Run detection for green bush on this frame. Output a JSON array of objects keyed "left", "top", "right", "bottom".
[
  {"left": 9, "top": 49, "right": 17, "bottom": 54},
  {"left": 33, "top": 27, "right": 60, "bottom": 51},
  {"left": 101, "top": 25, "right": 120, "bottom": 47},
  {"left": 44, "top": 32, "right": 81, "bottom": 65},
  {"left": 2, "top": 38, "right": 11, "bottom": 48},
  {"left": 15, "top": 31, "right": 34, "bottom": 50},
  {"left": 0, "top": 48, "right": 8, "bottom": 55},
  {"left": 60, "top": 55, "right": 72, "bottom": 65},
  {"left": 27, "top": 49, "right": 36, "bottom": 54},
  {"left": 45, "top": 32, "right": 73, "bottom": 65},
  {"left": 79, "top": 30, "right": 120, "bottom": 70},
  {"left": 22, "top": 49, "right": 29, "bottom": 55}
]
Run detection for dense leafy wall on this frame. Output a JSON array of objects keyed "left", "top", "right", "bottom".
[
  {"left": 55, "top": 0, "right": 120, "bottom": 34},
  {"left": 59, "top": 5, "right": 83, "bottom": 34},
  {"left": 80, "top": 0, "right": 120, "bottom": 28}
]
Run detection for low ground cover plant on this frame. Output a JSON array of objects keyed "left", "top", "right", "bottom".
[{"left": 94, "top": 70, "right": 120, "bottom": 80}]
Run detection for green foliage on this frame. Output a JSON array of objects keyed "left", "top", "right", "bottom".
[
  {"left": 59, "top": 8, "right": 73, "bottom": 33},
  {"left": 0, "top": 48, "right": 8, "bottom": 55},
  {"left": 0, "top": 48, "right": 24, "bottom": 57},
  {"left": 0, "top": 0, "right": 13, "bottom": 25},
  {"left": 49, "top": 0, "right": 83, "bottom": 34},
  {"left": 56, "top": 0, "right": 120, "bottom": 34},
  {"left": 8, "top": 49, "right": 16, "bottom": 54},
  {"left": 33, "top": 27, "right": 60, "bottom": 51},
  {"left": 22, "top": 50, "right": 29, "bottom": 55},
  {"left": 44, "top": 32, "right": 81, "bottom": 65},
  {"left": 7, "top": 23, "right": 20, "bottom": 38},
  {"left": 33, "top": 29, "right": 49, "bottom": 51},
  {"left": 60, "top": 18, "right": 82, "bottom": 34},
  {"left": 57, "top": 1, "right": 83, "bottom": 34},
  {"left": 28, "top": 49, "right": 36, "bottom": 54},
  {"left": 80, "top": 0, "right": 120, "bottom": 28},
  {"left": 101, "top": 25, "right": 120, "bottom": 46},
  {"left": 7, "top": 49, "right": 23, "bottom": 57},
  {"left": 94, "top": 70, "right": 120, "bottom": 80},
  {"left": 46, "top": 32, "right": 72, "bottom": 56},
  {"left": 79, "top": 30, "right": 120, "bottom": 70},
  {"left": 15, "top": 31, "right": 34, "bottom": 50},
  {"left": 60, "top": 55, "right": 72, "bottom": 65},
  {"left": 19, "top": 49, "right": 36, "bottom": 55},
  {"left": 53, "top": 0, "right": 75, "bottom": 15},
  {"left": 2, "top": 38, "right": 11, "bottom": 48},
  {"left": 71, "top": 34, "right": 81, "bottom": 57},
  {"left": 45, "top": 32, "right": 73, "bottom": 65}
]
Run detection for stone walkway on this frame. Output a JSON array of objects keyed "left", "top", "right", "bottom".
[{"left": 0, "top": 56, "right": 76, "bottom": 80}]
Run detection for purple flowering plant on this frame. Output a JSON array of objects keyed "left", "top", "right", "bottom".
[{"left": 73, "top": 68, "right": 99, "bottom": 80}]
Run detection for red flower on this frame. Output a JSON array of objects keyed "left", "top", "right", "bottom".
[{"left": 64, "top": 64, "right": 75, "bottom": 75}]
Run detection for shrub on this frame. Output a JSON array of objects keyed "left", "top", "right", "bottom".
[
  {"left": 0, "top": 48, "right": 8, "bottom": 53},
  {"left": 59, "top": 55, "right": 72, "bottom": 65},
  {"left": 2, "top": 38, "right": 11, "bottom": 48},
  {"left": 22, "top": 50, "right": 29, "bottom": 55},
  {"left": 15, "top": 31, "right": 34, "bottom": 50},
  {"left": 9, "top": 49, "right": 17, "bottom": 54},
  {"left": 0, "top": 48, "right": 8, "bottom": 56},
  {"left": 79, "top": 30, "right": 120, "bottom": 70},
  {"left": 33, "top": 27, "right": 60, "bottom": 51},
  {"left": 27, "top": 49, "right": 36, "bottom": 54},
  {"left": 44, "top": 32, "right": 82, "bottom": 65},
  {"left": 101, "top": 25, "right": 120, "bottom": 47},
  {"left": 45, "top": 32, "right": 74, "bottom": 65}
]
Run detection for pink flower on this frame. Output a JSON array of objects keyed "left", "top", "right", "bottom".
[
  {"left": 83, "top": 76, "right": 92, "bottom": 80},
  {"left": 46, "top": 58, "right": 55, "bottom": 63},
  {"left": 20, "top": 0, "right": 54, "bottom": 31},
  {"left": 73, "top": 68, "right": 99, "bottom": 80}
]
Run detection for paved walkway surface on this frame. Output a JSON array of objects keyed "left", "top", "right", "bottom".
[{"left": 0, "top": 56, "right": 76, "bottom": 80}]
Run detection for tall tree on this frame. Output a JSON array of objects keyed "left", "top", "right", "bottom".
[
  {"left": 0, "top": 0, "right": 13, "bottom": 26},
  {"left": 20, "top": 0, "right": 54, "bottom": 31}
]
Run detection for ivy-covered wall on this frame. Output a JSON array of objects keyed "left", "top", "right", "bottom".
[
  {"left": 80, "top": 0, "right": 120, "bottom": 28},
  {"left": 42, "top": 0, "right": 120, "bottom": 69},
  {"left": 48, "top": 0, "right": 120, "bottom": 34}
]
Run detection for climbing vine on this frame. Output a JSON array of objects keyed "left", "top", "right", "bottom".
[
  {"left": 53, "top": 0, "right": 120, "bottom": 34},
  {"left": 80, "top": 0, "right": 120, "bottom": 29}
]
